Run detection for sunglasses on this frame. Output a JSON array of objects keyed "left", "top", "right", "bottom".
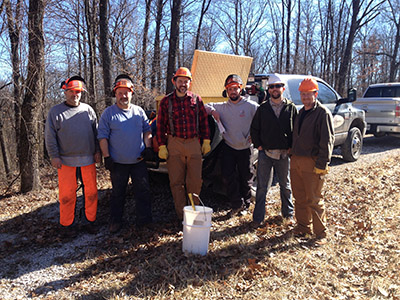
[{"left": 268, "top": 84, "right": 284, "bottom": 89}]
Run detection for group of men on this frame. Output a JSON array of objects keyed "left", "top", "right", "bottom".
[{"left": 45, "top": 69, "right": 334, "bottom": 242}]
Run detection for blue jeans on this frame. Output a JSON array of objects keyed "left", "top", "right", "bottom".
[
  {"left": 253, "top": 150, "right": 293, "bottom": 223},
  {"left": 110, "top": 160, "right": 153, "bottom": 225}
]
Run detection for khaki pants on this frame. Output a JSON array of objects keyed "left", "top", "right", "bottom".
[
  {"left": 167, "top": 136, "right": 202, "bottom": 220},
  {"left": 290, "top": 155, "right": 326, "bottom": 235}
]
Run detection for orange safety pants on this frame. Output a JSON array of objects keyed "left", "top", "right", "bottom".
[{"left": 58, "top": 163, "right": 98, "bottom": 226}]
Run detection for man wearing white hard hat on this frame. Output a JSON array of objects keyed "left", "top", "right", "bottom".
[{"left": 250, "top": 73, "right": 297, "bottom": 227}]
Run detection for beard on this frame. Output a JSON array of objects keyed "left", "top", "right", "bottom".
[
  {"left": 270, "top": 91, "right": 282, "bottom": 100},
  {"left": 229, "top": 94, "right": 240, "bottom": 101}
]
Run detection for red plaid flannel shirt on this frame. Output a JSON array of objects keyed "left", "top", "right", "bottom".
[{"left": 156, "top": 91, "right": 210, "bottom": 146}]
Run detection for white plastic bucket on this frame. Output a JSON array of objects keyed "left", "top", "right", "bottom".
[{"left": 182, "top": 205, "right": 213, "bottom": 255}]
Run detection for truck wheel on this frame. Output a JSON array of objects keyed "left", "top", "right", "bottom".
[{"left": 341, "top": 127, "right": 363, "bottom": 162}]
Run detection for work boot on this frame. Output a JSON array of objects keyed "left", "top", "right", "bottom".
[
  {"left": 109, "top": 222, "right": 122, "bottom": 234},
  {"left": 59, "top": 225, "right": 77, "bottom": 239}
]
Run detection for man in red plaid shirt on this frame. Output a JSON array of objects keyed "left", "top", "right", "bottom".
[{"left": 156, "top": 67, "right": 210, "bottom": 220}]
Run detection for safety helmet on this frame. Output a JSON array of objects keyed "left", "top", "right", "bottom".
[
  {"left": 113, "top": 74, "right": 134, "bottom": 95},
  {"left": 298, "top": 77, "right": 319, "bottom": 92},
  {"left": 173, "top": 67, "right": 192, "bottom": 81},
  {"left": 224, "top": 74, "right": 243, "bottom": 89},
  {"left": 61, "top": 75, "right": 86, "bottom": 92},
  {"left": 268, "top": 73, "right": 285, "bottom": 86}
]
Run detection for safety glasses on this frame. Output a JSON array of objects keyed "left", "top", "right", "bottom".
[{"left": 268, "top": 84, "right": 284, "bottom": 89}]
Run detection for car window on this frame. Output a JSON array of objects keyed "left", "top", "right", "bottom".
[
  {"left": 285, "top": 78, "right": 303, "bottom": 105},
  {"left": 364, "top": 86, "right": 400, "bottom": 97},
  {"left": 317, "top": 81, "right": 338, "bottom": 104}
]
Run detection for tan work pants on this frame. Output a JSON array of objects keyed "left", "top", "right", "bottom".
[
  {"left": 167, "top": 136, "right": 202, "bottom": 220},
  {"left": 290, "top": 155, "right": 326, "bottom": 235}
]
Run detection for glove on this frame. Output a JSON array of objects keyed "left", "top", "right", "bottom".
[
  {"left": 158, "top": 145, "right": 168, "bottom": 160},
  {"left": 201, "top": 139, "right": 211, "bottom": 155},
  {"left": 141, "top": 147, "right": 154, "bottom": 161},
  {"left": 314, "top": 166, "right": 329, "bottom": 175},
  {"left": 104, "top": 156, "right": 114, "bottom": 171}
]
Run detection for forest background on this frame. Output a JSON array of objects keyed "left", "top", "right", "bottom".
[{"left": 0, "top": 0, "right": 398, "bottom": 193}]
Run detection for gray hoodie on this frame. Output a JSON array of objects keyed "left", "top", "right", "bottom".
[{"left": 205, "top": 97, "right": 259, "bottom": 150}]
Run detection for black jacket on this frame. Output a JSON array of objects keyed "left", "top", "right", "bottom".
[{"left": 250, "top": 99, "right": 298, "bottom": 150}]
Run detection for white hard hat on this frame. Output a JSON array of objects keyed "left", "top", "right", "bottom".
[{"left": 268, "top": 73, "right": 285, "bottom": 85}]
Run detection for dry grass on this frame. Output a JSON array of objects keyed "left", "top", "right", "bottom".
[{"left": 1, "top": 152, "right": 400, "bottom": 299}]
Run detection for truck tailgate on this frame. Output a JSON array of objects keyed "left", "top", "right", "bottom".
[{"left": 353, "top": 98, "right": 400, "bottom": 124}]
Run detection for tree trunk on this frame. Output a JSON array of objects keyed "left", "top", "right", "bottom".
[
  {"left": 195, "top": 0, "right": 212, "bottom": 50},
  {"left": 285, "top": 0, "right": 291, "bottom": 73},
  {"left": 84, "top": 0, "right": 97, "bottom": 113},
  {"left": 389, "top": 0, "right": 400, "bottom": 82},
  {"left": 142, "top": 0, "right": 152, "bottom": 87},
  {"left": 166, "top": 0, "right": 182, "bottom": 94},
  {"left": 19, "top": 0, "right": 45, "bottom": 193},
  {"left": 0, "top": 106, "right": 10, "bottom": 178},
  {"left": 4, "top": 0, "right": 22, "bottom": 148},
  {"left": 151, "top": 0, "right": 165, "bottom": 92},
  {"left": 99, "top": 0, "right": 112, "bottom": 106}
]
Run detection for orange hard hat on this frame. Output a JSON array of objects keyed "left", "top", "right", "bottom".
[
  {"left": 298, "top": 77, "right": 319, "bottom": 92},
  {"left": 113, "top": 74, "right": 134, "bottom": 93},
  {"left": 173, "top": 67, "right": 192, "bottom": 81},
  {"left": 224, "top": 74, "right": 243, "bottom": 89},
  {"left": 61, "top": 76, "right": 86, "bottom": 92}
]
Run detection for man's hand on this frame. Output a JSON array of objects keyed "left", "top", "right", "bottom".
[
  {"left": 202, "top": 139, "right": 211, "bottom": 155},
  {"left": 94, "top": 152, "right": 101, "bottom": 163},
  {"left": 141, "top": 147, "right": 154, "bottom": 161},
  {"left": 51, "top": 158, "right": 62, "bottom": 169},
  {"left": 314, "top": 167, "right": 329, "bottom": 175},
  {"left": 158, "top": 145, "right": 168, "bottom": 160},
  {"left": 104, "top": 156, "right": 114, "bottom": 171}
]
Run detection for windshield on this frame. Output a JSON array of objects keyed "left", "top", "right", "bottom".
[{"left": 286, "top": 78, "right": 338, "bottom": 105}]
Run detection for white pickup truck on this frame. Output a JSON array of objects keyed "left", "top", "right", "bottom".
[{"left": 353, "top": 83, "right": 400, "bottom": 137}]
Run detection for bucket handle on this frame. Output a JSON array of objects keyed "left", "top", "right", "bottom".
[{"left": 192, "top": 193, "right": 211, "bottom": 222}]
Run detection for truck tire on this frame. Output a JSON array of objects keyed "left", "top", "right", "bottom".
[{"left": 341, "top": 127, "right": 363, "bottom": 162}]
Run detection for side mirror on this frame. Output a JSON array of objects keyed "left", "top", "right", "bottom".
[{"left": 347, "top": 88, "right": 357, "bottom": 102}]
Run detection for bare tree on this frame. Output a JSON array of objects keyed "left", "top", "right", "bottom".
[
  {"left": 4, "top": 0, "right": 22, "bottom": 147},
  {"left": 142, "top": 0, "right": 152, "bottom": 87},
  {"left": 151, "top": 0, "right": 167, "bottom": 91},
  {"left": 166, "top": 0, "right": 182, "bottom": 94},
  {"left": 99, "top": 0, "right": 112, "bottom": 106},
  {"left": 388, "top": 0, "right": 400, "bottom": 81},
  {"left": 18, "top": 0, "right": 45, "bottom": 192},
  {"left": 195, "top": 0, "right": 212, "bottom": 50},
  {"left": 84, "top": 0, "right": 98, "bottom": 113},
  {"left": 336, "top": 0, "right": 384, "bottom": 95}
]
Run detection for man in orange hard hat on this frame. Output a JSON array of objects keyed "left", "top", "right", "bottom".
[
  {"left": 45, "top": 76, "right": 101, "bottom": 237},
  {"left": 205, "top": 74, "right": 258, "bottom": 215},
  {"left": 98, "top": 74, "right": 153, "bottom": 233},
  {"left": 290, "top": 77, "right": 334, "bottom": 243},
  {"left": 156, "top": 67, "right": 210, "bottom": 221}
]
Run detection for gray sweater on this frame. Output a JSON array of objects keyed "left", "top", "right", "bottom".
[
  {"left": 205, "top": 97, "right": 259, "bottom": 150},
  {"left": 45, "top": 102, "right": 99, "bottom": 167}
]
